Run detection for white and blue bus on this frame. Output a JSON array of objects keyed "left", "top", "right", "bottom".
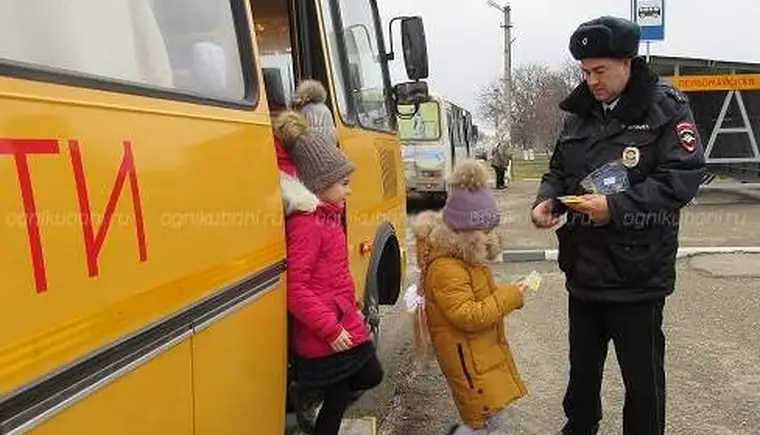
[{"left": 398, "top": 94, "right": 477, "bottom": 201}]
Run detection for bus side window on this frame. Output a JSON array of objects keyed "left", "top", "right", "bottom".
[
  {"left": 448, "top": 110, "right": 457, "bottom": 147},
  {"left": 0, "top": 0, "right": 173, "bottom": 88},
  {"left": 152, "top": 0, "right": 246, "bottom": 101},
  {"left": 453, "top": 110, "right": 464, "bottom": 148},
  {"left": 0, "top": 0, "right": 248, "bottom": 103}
]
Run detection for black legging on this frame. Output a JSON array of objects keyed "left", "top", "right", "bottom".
[{"left": 314, "top": 354, "right": 384, "bottom": 435}]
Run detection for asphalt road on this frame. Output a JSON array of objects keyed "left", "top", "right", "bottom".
[
  {"left": 350, "top": 255, "right": 760, "bottom": 435},
  {"left": 347, "top": 182, "right": 760, "bottom": 435}
]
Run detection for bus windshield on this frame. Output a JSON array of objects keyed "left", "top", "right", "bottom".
[{"left": 398, "top": 101, "right": 441, "bottom": 141}]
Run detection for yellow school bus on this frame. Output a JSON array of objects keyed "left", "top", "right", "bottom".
[{"left": 0, "top": 1, "right": 429, "bottom": 434}]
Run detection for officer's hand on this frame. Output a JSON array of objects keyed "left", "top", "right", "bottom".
[
  {"left": 567, "top": 194, "right": 610, "bottom": 224},
  {"left": 531, "top": 199, "right": 558, "bottom": 229}
]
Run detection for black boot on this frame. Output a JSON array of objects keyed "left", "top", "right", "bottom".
[{"left": 445, "top": 424, "right": 459, "bottom": 435}]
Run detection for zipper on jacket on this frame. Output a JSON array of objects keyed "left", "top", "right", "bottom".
[{"left": 457, "top": 344, "right": 475, "bottom": 389}]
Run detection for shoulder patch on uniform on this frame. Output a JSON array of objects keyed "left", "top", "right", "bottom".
[
  {"left": 651, "top": 85, "right": 687, "bottom": 124},
  {"left": 675, "top": 122, "right": 698, "bottom": 153},
  {"left": 665, "top": 86, "right": 688, "bottom": 105}
]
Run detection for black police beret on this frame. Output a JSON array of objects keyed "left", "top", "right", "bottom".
[{"left": 569, "top": 16, "right": 641, "bottom": 60}]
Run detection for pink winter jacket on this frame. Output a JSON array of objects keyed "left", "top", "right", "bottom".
[{"left": 285, "top": 196, "right": 371, "bottom": 359}]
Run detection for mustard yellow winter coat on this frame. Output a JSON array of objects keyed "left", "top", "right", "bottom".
[{"left": 412, "top": 211, "right": 527, "bottom": 429}]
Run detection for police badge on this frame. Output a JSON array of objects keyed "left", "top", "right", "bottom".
[
  {"left": 676, "top": 122, "right": 698, "bottom": 153},
  {"left": 622, "top": 146, "right": 640, "bottom": 168}
]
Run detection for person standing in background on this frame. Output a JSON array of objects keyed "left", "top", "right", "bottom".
[{"left": 490, "top": 141, "right": 511, "bottom": 189}]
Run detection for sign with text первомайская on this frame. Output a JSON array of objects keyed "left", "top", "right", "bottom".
[{"left": 634, "top": 0, "right": 665, "bottom": 41}]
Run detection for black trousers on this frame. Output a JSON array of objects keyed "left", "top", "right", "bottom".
[
  {"left": 562, "top": 296, "right": 666, "bottom": 435},
  {"left": 315, "top": 353, "right": 383, "bottom": 435},
  {"left": 492, "top": 165, "right": 506, "bottom": 188}
]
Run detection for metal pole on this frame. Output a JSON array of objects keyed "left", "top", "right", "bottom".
[
  {"left": 502, "top": 5, "right": 512, "bottom": 147},
  {"left": 631, "top": 0, "right": 636, "bottom": 21},
  {"left": 646, "top": 41, "right": 651, "bottom": 63}
]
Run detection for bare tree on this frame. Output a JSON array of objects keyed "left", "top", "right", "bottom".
[
  {"left": 476, "top": 59, "right": 581, "bottom": 153},
  {"left": 558, "top": 58, "right": 584, "bottom": 91},
  {"left": 475, "top": 78, "right": 506, "bottom": 135}
]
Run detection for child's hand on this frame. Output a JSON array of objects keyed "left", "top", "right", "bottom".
[
  {"left": 511, "top": 271, "right": 542, "bottom": 294},
  {"left": 330, "top": 328, "right": 353, "bottom": 352}
]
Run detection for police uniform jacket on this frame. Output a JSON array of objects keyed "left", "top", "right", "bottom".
[{"left": 536, "top": 57, "right": 706, "bottom": 302}]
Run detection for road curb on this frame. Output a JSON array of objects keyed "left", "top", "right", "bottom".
[
  {"left": 500, "top": 247, "right": 760, "bottom": 262},
  {"left": 339, "top": 417, "right": 376, "bottom": 435},
  {"left": 698, "top": 186, "right": 760, "bottom": 202}
]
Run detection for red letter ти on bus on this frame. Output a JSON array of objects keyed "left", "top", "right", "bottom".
[
  {"left": 0, "top": 139, "right": 61, "bottom": 293},
  {"left": 69, "top": 140, "right": 148, "bottom": 277}
]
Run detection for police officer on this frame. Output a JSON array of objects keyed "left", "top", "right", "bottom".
[{"left": 530, "top": 16, "right": 706, "bottom": 435}]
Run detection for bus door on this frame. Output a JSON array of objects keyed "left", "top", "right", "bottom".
[{"left": 250, "top": 0, "right": 431, "bottom": 432}]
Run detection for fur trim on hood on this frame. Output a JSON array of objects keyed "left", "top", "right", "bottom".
[
  {"left": 280, "top": 171, "right": 319, "bottom": 216},
  {"left": 273, "top": 110, "right": 308, "bottom": 145},
  {"left": 292, "top": 79, "right": 328, "bottom": 108},
  {"left": 412, "top": 211, "right": 502, "bottom": 269}
]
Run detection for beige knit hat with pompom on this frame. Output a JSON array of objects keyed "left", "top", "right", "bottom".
[
  {"left": 292, "top": 79, "right": 338, "bottom": 146},
  {"left": 273, "top": 110, "right": 307, "bottom": 146}
]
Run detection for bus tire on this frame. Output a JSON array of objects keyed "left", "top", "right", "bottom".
[
  {"left": 435, "top": 192, "right": 447, "bottom": 205},
  {"left": 363, "top": 223, "right": 402, "bottom": 345}
]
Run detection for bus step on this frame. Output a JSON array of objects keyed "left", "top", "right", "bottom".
[{"left": 339, "top": 417, "right": 376, "bottom": 435}]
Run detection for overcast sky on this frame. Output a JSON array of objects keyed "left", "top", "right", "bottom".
[{"left": 376, "top": 0, "right": 759, "bottom": 128}]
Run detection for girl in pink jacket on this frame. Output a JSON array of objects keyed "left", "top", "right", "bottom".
[{"left": 280, "top": 81, "right": 382, "bottom": 435}]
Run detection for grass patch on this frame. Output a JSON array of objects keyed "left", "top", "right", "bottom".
[{"left": 512, "top": 158, "right": 549, "bottom": 180}]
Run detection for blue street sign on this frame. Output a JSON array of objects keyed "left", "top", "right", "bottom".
[{"left": 633, "top": 0, "right": 665, "bottom": 41}]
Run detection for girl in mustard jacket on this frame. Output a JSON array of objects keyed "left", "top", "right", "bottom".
[{"left": 412, "top": 160, "right": 527, "bottom": 435}]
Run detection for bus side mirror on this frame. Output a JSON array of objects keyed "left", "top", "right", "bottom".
[
  {"left": 400, "top": 17, "right": 429, "bottom": 81},
  {"left": 394, "top": 81, "right": 428, "bottom": 106},
  {"left": 386, "top": 16, "right": 430, "bottom": 117}
]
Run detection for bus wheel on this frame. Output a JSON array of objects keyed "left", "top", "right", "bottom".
[
  {"left": 364, "top": 230, "right": 400, "bottom": 341},
  {"left": 431, "top": 192, "right": 447, "bottom": 207}
]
